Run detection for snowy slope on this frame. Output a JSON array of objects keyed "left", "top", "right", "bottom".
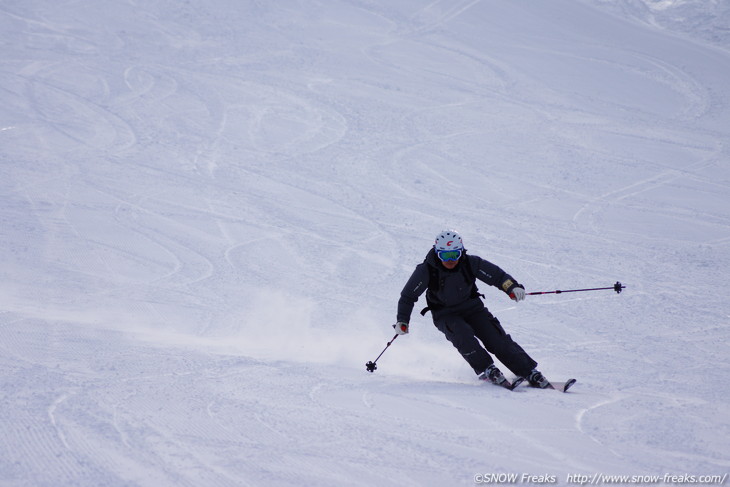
[{"left": 1, "top": 0, "right": 729, "bottom": 486}]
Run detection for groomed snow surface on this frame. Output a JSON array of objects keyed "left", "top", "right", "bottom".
[{"left": 1, "top": 1, "right": 729, "bottom": 486}]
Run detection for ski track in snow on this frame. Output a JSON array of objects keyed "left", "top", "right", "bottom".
[{"left": 1, "top": 0, "right": 729, "bottom": 485}]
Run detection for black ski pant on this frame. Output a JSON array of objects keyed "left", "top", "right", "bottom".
[{"left": 432, "top": 298, "right": 537, "bottom": 377}]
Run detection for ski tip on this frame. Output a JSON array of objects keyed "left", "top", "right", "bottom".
[
  {"left": 562, "top": 378, "right": 577, "bottom": 392},
  {"left": 509, "top": 377, "right": 526, "bottom": 390}
]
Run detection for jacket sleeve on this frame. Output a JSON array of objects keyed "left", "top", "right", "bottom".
[
  {"left": 396, "top": 263, "right": 429, "bottom": 323},
  {"left": 469, "top": 255, "right": 522, "bottom": 295}
]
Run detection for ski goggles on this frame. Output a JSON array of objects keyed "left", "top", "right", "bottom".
[{"left": 437, "top": 249, "right": 462, "bottom": 262}]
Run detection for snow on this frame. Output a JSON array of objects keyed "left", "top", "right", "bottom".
[{"left": 1, "top": 0, "right": 729, "bottom": 485}]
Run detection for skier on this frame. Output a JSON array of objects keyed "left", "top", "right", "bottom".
[{"left": 395, "top": 230, "right": 550, "bottom": 388}]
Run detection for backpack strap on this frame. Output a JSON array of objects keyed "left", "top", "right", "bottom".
[
  {"left": 420, "top": 250, "right": 443, "bottom": 316},
  {"left": 462, "top": 253, "right": 485, "bottom": 300}
]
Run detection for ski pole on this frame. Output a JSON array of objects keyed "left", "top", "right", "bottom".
[
  {"left": 527, "top": 281, "right": 625, "bottom": 296},
  {"left": 365, "top": 334, "right": 399, "bottom": 373}
]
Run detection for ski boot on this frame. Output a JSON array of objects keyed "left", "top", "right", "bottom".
[
  {"left": 527, "top": 369, "right": 551, "bottom": 389},
  {"left": 479, "top": 364, "right": 508, "bottom": 386}
]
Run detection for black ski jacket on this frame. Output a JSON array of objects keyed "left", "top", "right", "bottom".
[{"left": 397, "top": 249, "right": 521, "bottom": 323}]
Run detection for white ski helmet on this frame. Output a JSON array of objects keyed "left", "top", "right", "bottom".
[{"left": 434, "top": 230, "right": 464, "bottom": 251}]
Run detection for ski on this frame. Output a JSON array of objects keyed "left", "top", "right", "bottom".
[
  {"left": 516, "top": 377, "right": 576, "bottom": 392},
  {"left": 482, "top": 376, "right": 525, "bottom": 391},
  {"left": 507, "top": 377, "right": 526, "bottom": 390},
  {"left": 555, "top": 378, "right": 577, "bottom": 392}
]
